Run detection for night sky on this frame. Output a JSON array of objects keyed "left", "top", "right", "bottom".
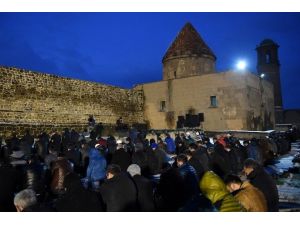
[{"left": 0, "top": 13, "right": 299, "bottom": 109}]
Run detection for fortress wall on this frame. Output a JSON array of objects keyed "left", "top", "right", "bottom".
[{"left": 0, "top": 66, "right": 144, "bottom": 136}]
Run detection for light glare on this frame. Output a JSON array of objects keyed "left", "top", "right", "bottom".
[{"left": 236, "top": 60, "right": 247, "bottom": 70}]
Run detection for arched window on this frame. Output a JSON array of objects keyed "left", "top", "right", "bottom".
[
  {"left": 265, "top": 52, "right": 271, "bottom": 64},
  {"left": 160, "top": 101, "right": 166, "bottom": 112}
]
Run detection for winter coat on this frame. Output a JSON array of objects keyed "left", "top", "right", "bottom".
[
  {"left": 247, "top": 167, "right": 279, "bottom": 212},
  {"left": 178, "top": 163, "right": 200, "bottom": 200},
  {"left": 70, "top": 130, "right": 80, "bottom": 145},
  {"left": 175, "top": 138, "right": 186, "bottom": 155},
  {"left": 61, "top": 131, "right": 71, "bottom": 152},
  {"left": 155, "top": 167, "right": 186, "bottom": 211},
  {"left": 132, "top": 151, "right": 148, "bottom": 175},
  {"left": 232, "top": 144, "right": 247, "bottom": 172},
  {"left": 246, "top": 142, "right": 263, "bottom": 165},
  {"left": 55, "top": 173, "right": 103, "bottom": 212},
  {"left": 208, "top": 151, "right": 230, "bottom": 179},
  {"left": 232, "top": 181, "right": 267, "bottom": 212},
  {"left": 22, "top": 162, "right": 45, "bottom": 197},
  {"left": 107, "top": 136, "right": 117, "bottom": 154},
  {"left": 188, "top": 156, "right": 205, "bottom": 180},
  {"left": 199, "top": 171, "right": 245, "bottom": 212},
  {"left": 125, "top": 142, "right": 135, "bottom": 156},
  {"left": 144, "top": 148, "right": 161, "bottom": 176},
  {"left": 86, "top": 148, "right": 106, "bottom": 182},
  {"left": 44, "top": 152, "right": 58, "bottom": 169},
  {"left": 164, "top": 137, "right": 176, "bottom": 154},
  {"left": 227, "top": 149, "right": 239, "bottom": 174},
  {"left": 111, "top": 148, "right": 131, "bottom": 172},
  {"left": 132, "top": 175, "right": 155, "bottom": 211},
  {"left": 38, "top": 133, "right": 49, "bottom": 158},
  {"left": 50, "top": 133, "right": 61, "bottom": 152},
  {"left": 9, "top": 136, "right": 20, "bottom": 151},
  {"left": 193, "top": 147, "right": 210, "bottom": 171},
  {"left": 19, "top": 140, "right": 32, "bottom": 156},
  {"left": 99, "top": 173, "right": 138, "bottom": 212},
  {"left": 20, "top": 133, "right": 34, "bottom": 156},
  {"left": 153, "top": 148, "right": 168, "bottom": 173},
  {"left": 0, "top": 164, "right": 22, "bottom": 211},
  {"left": 51, "top": 157, "right": 73, "bottom": 194},
  {"left": 65, "top": 149, "right": 81, "bottom": 167}
]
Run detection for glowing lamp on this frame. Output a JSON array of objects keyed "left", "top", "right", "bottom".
[{"left": 236, "top": 60, "right": 247, "bottom": 70}]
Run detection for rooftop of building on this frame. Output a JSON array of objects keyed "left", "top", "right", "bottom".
[
  {"left": 259, "top": 38, "right": 279, "bottom": 47},
  {"left": 162, "top": 22, "right": 216, "bottom": 63}
]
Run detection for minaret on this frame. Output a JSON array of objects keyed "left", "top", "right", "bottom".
[
  {"left": 162, "top": 22, "right": 216, "bottom": 81},
  {"left": 256, "top": 39, "right": 284, "bottom": 123}
]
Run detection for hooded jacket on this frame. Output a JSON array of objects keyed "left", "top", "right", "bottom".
[
  {"left": 86, "top": 148, "right": 107, "bottom": 181},
  {"left": 247, "top": 167, "right": 279, "bottom": 212},
  {"left": 232, "top": 181, "right": 267, "bottom": 212},
  {"left": 164, "top": 137, "right": 176, "bottom": 153},
  {"left": 199, "top": 171, "right": 245, "bottom": 212}
]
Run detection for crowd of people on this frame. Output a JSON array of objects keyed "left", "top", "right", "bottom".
[{"left": 0, "top": 125, "right": 299, "bottom": 212}]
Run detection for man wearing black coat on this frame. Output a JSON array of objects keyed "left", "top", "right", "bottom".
[
  {"left": 207, "top": 147, "right": 230, "bottom": 179},
  {"left": 14, "top": 189, "right": 52, "bottom": 212},
  {"left": 62, "top": 129, "right": 71, "bottom": 153},
  {"left": 111, "top": 146, "right": 132, "bottom": 172},
  {"left": 185, "top": 150, "right": 205, "bottom": 180},
  {"left": 100, "top": 164, "right": 138, "bottom": 212},
  {"left": 55, "top": 173, "right": 103, "bottom": 212},
  {"left": 243, "top": 158, "right": 279, "bottom": 212},
  {"left": 189, "top": 143, "right": 210, "bottom": 171},
  {"left": 0, "top": 159, "right": 22, "bottom": 211},
  {"left": 132, "top": 149, "right": 148, "bottom": 176},
  {"left": 154, "top": 166, "right": 186, "bottom": 211},
  {"left": 127, "top": 164, "right": 155, "bottom": 211},
  {"left": 50, "top": 131, "right": 62, "bottom": 152},
  {"left": 144, "top": 147, "right": 161, "bottom": 176},
  {"left": 232, "top": 140, "right": 247, "bottom": 173},
  {"left": 176, "top": 154, "right": 200, "bottom": 202},
  {"left": 65, "top": 144, "right": 81, "bottom": 172},
  {"left": 20, "top": 130, "right": 34, "bottom": 156},
  {"left": 152, "top": 143, "right": 168, "bottom": 174},
  {"left": 21, "top": 156, "right": 45, "bottom": 201},
  {"left": 8, "top": 132, "right": 20, "bottom": 152}
]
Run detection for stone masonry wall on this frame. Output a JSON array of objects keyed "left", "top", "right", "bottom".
[
  {"left": 0, "top": 66, "right": 144, "bottom": 137},
  {"left": 136, "top": 71, "right": 275, "bottom": 131},
  {"left": 163, "top": 56, "right": 215, "bottom": 80}
]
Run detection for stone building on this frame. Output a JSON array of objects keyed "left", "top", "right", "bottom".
[
  {"left": 0, "top": 22, "right": 278, "bottom": 136},
  {"left": 135, "top": 23, "right": 275, "bottom": 131}
]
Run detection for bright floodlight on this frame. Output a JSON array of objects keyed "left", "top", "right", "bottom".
[
  {"left": 236, "top": 60, "right": 247, "bottom": 70},
  {"left": 260, "top": 73, "right": 265, "bottom": 78}
]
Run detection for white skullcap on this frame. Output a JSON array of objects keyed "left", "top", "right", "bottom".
[{"left": 127, "top": 164, "right": 141, "bottom": 177}]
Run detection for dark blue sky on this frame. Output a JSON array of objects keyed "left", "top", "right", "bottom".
[{"left": 0, "top": 13, "right": 299, "bottom": 109}]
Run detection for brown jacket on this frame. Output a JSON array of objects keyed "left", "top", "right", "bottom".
[
  {"left": 51, "top": 157, "right": 73, "bottom": 194},
  {"left": 233, "top": 181, "right": 268, "bottom": 212}
]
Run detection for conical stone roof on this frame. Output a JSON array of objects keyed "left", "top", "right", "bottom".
[{"left": 162, "top": 22, "right": 216, "bottom": 63}]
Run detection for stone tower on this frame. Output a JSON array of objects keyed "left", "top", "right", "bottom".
[
  {"left": 162, "top": 22, "right": 216, "bottom": 81},
  {"left": 256, "top": 39, "right": 284, "bottom": 123}
]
